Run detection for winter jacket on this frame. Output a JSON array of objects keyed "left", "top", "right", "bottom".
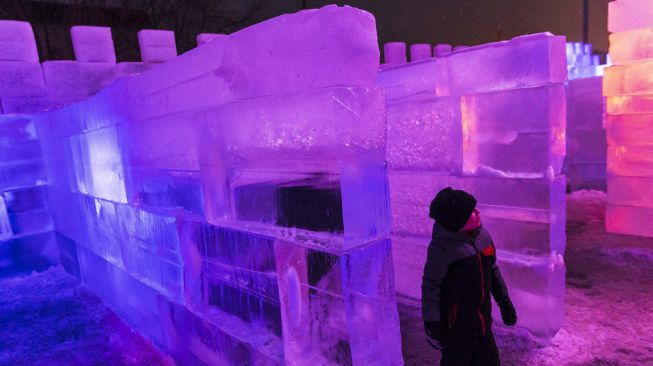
[{"left": 421, "top": 223, "right": 509, "bottom": 336}]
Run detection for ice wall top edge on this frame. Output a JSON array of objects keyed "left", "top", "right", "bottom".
[{"left": 377, "top": 32, "right": 568, "bottom": 100}]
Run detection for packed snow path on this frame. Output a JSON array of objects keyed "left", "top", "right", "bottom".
[
  {"left": 0, "top": 266, "right": 173, "bottom": 366},
  {"left": 400, "top": 191, "right": 653, "bottom": 366}
]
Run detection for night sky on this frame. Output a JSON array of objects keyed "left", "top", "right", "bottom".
[{"left": 301, "top": 0, "right": 612, "bottom": 54}]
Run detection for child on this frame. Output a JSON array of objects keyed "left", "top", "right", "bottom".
[{"left": 422, "top": 187, "right": 517, "bottom": 366}]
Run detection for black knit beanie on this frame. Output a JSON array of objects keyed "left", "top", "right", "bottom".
[{"left": 429, "top": 187, "right": 477, "bottom": 232}]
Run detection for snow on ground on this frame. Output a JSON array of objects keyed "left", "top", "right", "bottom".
[
  {"left": 400, "top": 190, "right": 653, "bottom": 366},
  {"left": 0, "top": 265, "right": 174, "bottom": 366},
  {"left": 1, "top": 191, "right": 652, "bottom": 365}
]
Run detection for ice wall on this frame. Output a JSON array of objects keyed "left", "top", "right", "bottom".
[
  {"left": 377, "top": 33, "right": 568, "bottom": 339},
  {"left": 0, "top": 113, "right": 55, "bottom": 278},
  {"left": 0, "top": 22, "right": 157, "bottom": 115},
  {"left": 34, "top": 6, "right": 403, "bottom": 365},
  {"left": 566, "top": 76, "right": 607, "bottom": 191},
  {"left": 604, "top": 0, "right": 653, "bottom": 237}
]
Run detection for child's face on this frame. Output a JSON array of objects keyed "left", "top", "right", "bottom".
[{"left": 460, "top": 208, "right": 481, "bottom": 231}]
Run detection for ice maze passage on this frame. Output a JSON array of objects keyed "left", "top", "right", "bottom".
[
  {"left": 377, "top": 33, "right": 568, "bottom": 339},
  {"left": 604, "top": 0, "right": 653, "bottom": 238},
  {"left": 7, "top": 6, "right": 405, "bottom": 365}
]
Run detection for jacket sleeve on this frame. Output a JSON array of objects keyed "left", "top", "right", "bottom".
[
  {"left": 490, "top": 245, "right": 509, "bottom": 301},
  {"left": 421, "top": 243, "right": 449, "bottom": 322}
]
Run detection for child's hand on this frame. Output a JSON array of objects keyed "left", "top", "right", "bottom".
[
  {"left": 424, "top": 321, "right": 443, "bottom": 349},
  {"left": 498, "top": 296, "right": 517, "bottom": 326}
]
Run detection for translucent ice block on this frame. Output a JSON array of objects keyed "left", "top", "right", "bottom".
[
  {"left": 433, "top": 43, "right": 452, "bottom": 57},
  {"left": 441, "top": 33, "right": 567, "bottom": 96},
  {"left": 42, "top": 61, "right": 115, "bottom": 97},
  {"left": 606, "top": 204, "right": 653, "bottom": 237},
  {"left": 114, "top": 62, "right": 153, "bottom": 79},
  {"left": 607, "top": 94, "right": 653, "bottom": 114},
  {"left": 461, "top": 85, "right": 566, "bottom": 175},
  {"left": 0, "top": 20, "right": 39, "bottom": 62},
  {"left": 609, "top": 28, "right": 653, "bottom": 64},
  {"left": 274, "top": 237, "right": 402, "bottom": 365},
  {"left": 606, "top": 114, "right": 653, "bottom": 146},
  {"left": 0, "top": 61, "right": 46, "bottom": 98},
  {"left": 608, "top": 144, "right": 653, "bottom": 176},
  {"left": 70, "top": 26, "right": 116, "bottom": 63},
  {"left": 375, "top": 58, "right": 446, "bottom": 101},
  {"left": 0, "top": 231, "right": 58, "bottom": 278},
  {"left": 386, "top": 96, "right": 462, "bottom": 171},
  {"left": 568, "top": 128, "right": 607, "bottom": 164},
  {"left": 603, "top": 61, "right": 653, "bottom": 96},
  {"left": 137, "top": 29, "right": 177, "bottom": 63},
  {"left": 566, "top": 76, "right": 604, "bottom": 131},
  {"left": 607, "top": 175, "right": 653, "bottom": 208},
  {"left": 0, "top": 159, "right": 46, "bottom": 191},
  {"left": 608, "top": 0, "right": 653, "bottom": 33},
  {"left": 495, "top": 251, "right": 565, "bottom": 339}
]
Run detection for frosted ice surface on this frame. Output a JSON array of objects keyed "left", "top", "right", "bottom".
[
  {"left": 114, "top": 62, "right": 153, "bottom": 79},
  {"left": 42, "top": 61, "right": 115, "bottom": 97},
  {"left": 384, "top": 42, "right": 407, "bottom": 65},
  {"left": 609, "top": 0, "right": 653, "bottom": 33},
  {"left": 70, "top": 26, "right": 116, "bottom": 63},
  {"left": 375, "top": 58, "right": 445, "bottom": 101},
  {"left": 137, "top": 30, "right": 177, "bottom": 63},
  {"left": 409, "top": 43, "right": 432, "bottom": 61},
  {"left": 606, "top": 114, "right": 653, "bottom": 146},
  {"left": 0, "top": 62, "right": 46, "bottom": 98},
  {"left": 386, "top": 96, "right": 462, "bottom": 171},
  {"left": 607, "top": 175, "right": 653, "bottom": 208},
  {"left": 0, "top": 20, "right": 39, "bottom": 62},
  {"left": 608, "top": 144, "right": 653, "bottom": 176}
]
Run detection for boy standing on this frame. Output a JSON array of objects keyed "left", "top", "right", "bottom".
[{"left": 422, "top": 187, "right": 517, "bottom": 366}]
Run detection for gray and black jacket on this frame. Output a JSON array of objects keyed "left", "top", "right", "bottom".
[{"left": 421, "top": 223, "right": 509, "bottom": 336}]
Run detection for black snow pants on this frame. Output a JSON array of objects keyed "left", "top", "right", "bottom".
[{"left": 440, "top": 330, "right": 499, "bottom": 366}]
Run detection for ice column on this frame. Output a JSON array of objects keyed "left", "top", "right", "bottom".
[
  {"left": 604, "top": 0, "right": 653, "bottom": 237},
  {"left": 377, "top": 33, "right": 567, "bottom": 339},
  {"left": 35, "top": 5, "right": 402, "bottom": 365}
]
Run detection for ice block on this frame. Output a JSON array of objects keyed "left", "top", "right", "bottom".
[
  {"left": 0, "top": 61, "right": 46, "bottom": 98},
  {"left": 0, "top": 20, "right": 39, "bottom": 62},
  {"left": 384, "top": 42, "right": 407, "bottom": 65},
  {"left": 70, "top": 26, "right": 116, "bottom": 63},
  {"left": 138, "top": 29, "right": 177, "bottom": 63},
  {"left": 409, "top": 43, "right": 432, "bottom": 61},
  {"left": 42, "top": 61, "right": 115, "bottom": 97},
  {"left": 608, "top": 0, "right": 653, "bottom": 33}
]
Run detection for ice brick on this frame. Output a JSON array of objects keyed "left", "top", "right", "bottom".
[
  {"left": 386, "top": 96, "right": 462, "bottom": 171},
  {"left": 384, "top": 42, "right": 407, "bottom": 65},
  {"left": 197, "top": 33, "right": 227, "bottom": 46},
  {"left": 42, "top": 61, "right": 115, "bottom": 97},
  {"left": 225, "top": 6, "right": 379, "bottom": 99},
  {"left": 70, "top": 26, "right": 116, "bottom": 63},
  {"left": 461, "top": 85, "right": 566, "bottom": 175},
  {"left": 138, "top": 29, "right": 177, "bottom": 63},
  {"left": 607, "top": 94, "right": 653, "bottom": 114},
  {"left": 375, "top": 58, "right": 446, "bottom": 101},
  {"left": 495, "top": 251, "right": 565, "bottom": 339},
  {"left": 607, "top": 175, "right": 653, "bottom": 208},
  {"left": 409, "top": 43, "right": 432, "bottom": 61},
  {"left": 568, "top": 129, "right": 607, "bottom": 164},
  {"left": 606, "top": 114, "right": 653, "bottom": 146},
  {"left": 0, "top": 159, "right": 46, "bottom": 191},
  {"left": 0, "top": 61, "right": 46, "bottom": 97},
  {"left": 433, "top": 43, "right": 452, "bottom": 57},
  {"left": 603, "top": 61, "right": 653, "bottom": 96},
  {"left": 566, "top": 163, "right": 607, "bottom": 191},
  {"left": 0, "top": 20, "right": 39, "bottom": 62},
  {"left": 608, "top": 144, "right": 653, "bottom": 176},
  {"left": 609, "top": 28, "right": 653, "bottom": 64},
  {"left": 608, "top": 0, "right": 653, "bottom": 33},
  {"left": 441, "top": 33, "right": 567, "bottom": 96},
  {"left": 606, "top": 204, "right": 653, "bottom": 237},
  {"left": 0, "top": 231, "right": 58, "bottom": 279},
  {"left": 567, "top": 76, "right": 604, "bottom": 131}
]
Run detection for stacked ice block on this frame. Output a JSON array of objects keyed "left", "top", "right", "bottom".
[
  {"left": 604, "top": 0, "right": 653, "bottom": 237},
  {"left": 566, "top": 76, "right": 607, "bottom": 191},
  {"left": 35, "top": 6, "right": 402, "bottom": 365},
  {"left": 566, "top": 42, "right": 604, "bottom": 79},
  {"left": 0, "top": 113, "right": 55, "bottom": 278},
  {"left": 377, "top": 33, "right": 567, "bottom": 339}
]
